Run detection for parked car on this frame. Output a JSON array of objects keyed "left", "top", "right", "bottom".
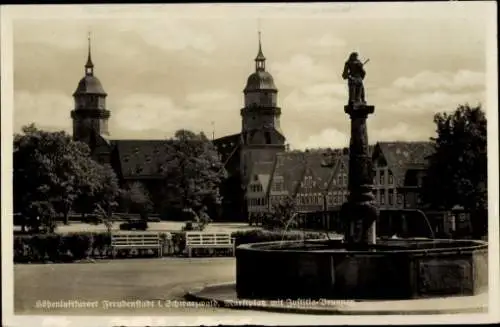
[{"left": 119, "top": 220, "right": 148, "bottom": 231}]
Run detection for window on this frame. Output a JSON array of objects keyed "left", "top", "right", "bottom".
[
  {"left": 397, "top": 194, "right": 403, "bottom": 205},
  {"left": 388, "top": 171, "right": 394, "bottom": 185},
  {"left": 380, "top": 191, "right": 385, "bottom": 205},
  {"left": 388, "top": 190, "right": 394, "bottom": 205},
  {"left": 379, "top": 171, "right": 385, "bottom": 185},
  {"left": 264, "top": 132, "right": 271, "bottom": 145},
  {"left": 343, "top": 174, "right": 348, "bottom": 186}
]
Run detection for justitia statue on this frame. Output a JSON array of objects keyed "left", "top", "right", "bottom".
[
  {"left": 340, "top": 51, "right": 377, "bottom": 245},
  {"left": 342, "top": 52, "right": 367, "bottom": 105}
]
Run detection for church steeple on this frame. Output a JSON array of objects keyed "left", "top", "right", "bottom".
[
  {"left": 255, "top": 31, "right": 266, "bottom": 72},
  {"left": 85, "top": 32, "right": 94, "bottom": 76},
  {"left": 72, "top": 33, "right": 110, "bottom": 144}
]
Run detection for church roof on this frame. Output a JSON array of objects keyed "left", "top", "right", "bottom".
[
  {"left": 244, "top": 71, "right": 277, "bottom": 92},
  {"left": 114, "top": 140, "right": 173, "bottom": 179},
  {"left": 244, "top": 32, "right": 277, "bottom": 92},
  {"left": 73, "top": 75, "right": 107, "bottom": 96},
  {"left": 213, "top": 133, "right": 241, "bottom": 164}
]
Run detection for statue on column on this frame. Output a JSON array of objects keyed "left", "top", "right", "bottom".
[{"left": 342, "top": 52, "right": 367, "bottom": 105}]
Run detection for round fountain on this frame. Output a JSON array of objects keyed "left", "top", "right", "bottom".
[
  {"left": 235, "top": 53, "right": 488, "bottom": 302},
  {"left": 236, "top": 238, "right": 487, "bottom": 300}
]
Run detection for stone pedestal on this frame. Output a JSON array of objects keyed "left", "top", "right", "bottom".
[{"left": 342, "top": 103, "right": 378, "bottom": 245}]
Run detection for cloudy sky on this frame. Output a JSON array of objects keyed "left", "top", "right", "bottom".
[{"left": 8, "top": 3, "right": 494, "bottom": 149}]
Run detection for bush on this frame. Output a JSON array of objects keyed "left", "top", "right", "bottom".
[
  {"left": 14, "top": 233, "right": 75, "bottom": 262},
  {"left": 61, "top": 233, "right": 93, "bottom": 260},
  {"left": 92, "top": 232, "right": 111, "bottom": 257},
  {"left": 32, "top": 234, "right": 61, "bottom": 261},
  {"left": 13, "top": 229, "right": 326, "bottom": 263},
  {"left": 171, "top": 232, "right": 186, "bottom": 254},
  {"left": 14, "top": 231, "right": 171, "bottom": 263}
]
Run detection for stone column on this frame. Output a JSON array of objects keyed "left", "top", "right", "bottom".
[{"left": 341, "top": 104, "right": 378, "bottom": 245}]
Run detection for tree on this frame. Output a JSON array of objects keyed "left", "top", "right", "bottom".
[
  {"left": 266, "top": 196, "right": 297, "bottom": 230},
  {"left": 162, "top": 130, "right": 226, "bottom": 216},
  {"left": 123, "top": 181, "right": 154, "bottom": 220},
  {"left": 14, "top": 124, "right": 119, "bottom": 227},
  {"left": 421, "top": 104, "right": 487, "bottom": 211},
  {"left": 76, "top": 163, "right": 121, "bottom": 231},
  {"left": 25, "top": 201, "right": 56, "bottom": 233},
  {"left": 15, "top": 125, "right": 92, "bottom": 225}
]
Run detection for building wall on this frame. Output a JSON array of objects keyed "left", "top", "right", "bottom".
[
  {"left": 374, "top": 164, "right": 402, "bottom": 209},
  {"left": 247, "top": 177, "right": 268, "bottom": 214}
]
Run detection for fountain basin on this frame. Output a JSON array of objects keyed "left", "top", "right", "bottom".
[{"left": 236, "top": 239, "right": 487, "bottom": 300}]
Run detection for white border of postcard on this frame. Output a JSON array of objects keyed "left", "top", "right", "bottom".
[{"left": 2, "top": 2, "right": 499, "bottom": 326}]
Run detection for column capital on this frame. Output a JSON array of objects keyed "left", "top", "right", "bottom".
[{"left": 344, "top": 103, "right": 375, "bottom": 117}]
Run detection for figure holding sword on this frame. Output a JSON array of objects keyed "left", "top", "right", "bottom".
[{"left": 342, "top": 52, "right": 369, "bottom": 105}]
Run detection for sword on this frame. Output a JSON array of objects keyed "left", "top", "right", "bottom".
[{"left": 362, "top": 58, "right": 370, "bottom": 65}]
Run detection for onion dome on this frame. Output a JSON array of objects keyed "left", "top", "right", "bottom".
[
  {"left": 73, "top": 34, "right": 107, "bottom": 96},
  {"left": 244, "top": 32, "right": 277, "bottom": 92}
]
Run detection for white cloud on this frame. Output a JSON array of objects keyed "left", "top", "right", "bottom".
[
  {"left": 112, "top": 91, "right": 241, "bottom": 138},
  {"left": 113, "top": 94, "right": 192, "bottom": 133},
  {"left": 185, "top": 90, "right": 233, "bottom": 105},
  {"left": 370, "top": 122, "right": 432, "bottom": 142},
  {"left": 115, "top": 19, "right": 216, "bottom": 54},
  {"left": 292, "top": 128, "right": 349, "bottom": 150},
  {"left": 282, "top": 83, "right": 346, "bottom": 114},
  {"left": 392, "top": 70, "right": 485, "bottom": 92},
  {"left": 14, "top": 91, "right": 73, "bottom": 132},
  {"left": 15, "top": 19, "right": 217, "bottom": 55},
  {"left": 308, "top": 34, "right": 346, "bottom": 49},
  {"left": 302, "top": 83, "right": 346, "bottom": 98},
  {"left": 273, "top": 54, "right": 333, "bottom": 87},
  {"left": 386, "top": 90, "right": 485, "bottom": 115}
]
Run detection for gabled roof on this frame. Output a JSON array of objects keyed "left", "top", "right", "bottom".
[
  {"left": 251, "top": 161, "right": 275, "bottom": 192},
  {"left": 301, "top": 150, "right": 336, "bottom": 193},
  {"left": 328, "top": 152, "right": 349, "bottom": 188},
  {"left": 373, "top": 141, "right": 434, "bottom": 186},
  {"left": 273, "top": 151, "right": 307, "bottom": 196}
]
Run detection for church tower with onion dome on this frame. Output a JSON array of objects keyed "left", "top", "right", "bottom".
[
  {"left": 240, "top": 32, "right": 286, "bottom": 188},
  {"left": 71, "top": 34, "right": 110, "bottom": 146}
]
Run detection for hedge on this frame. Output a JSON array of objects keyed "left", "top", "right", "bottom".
[{"left": 13, "top": 229, "right": 328, "bottom": 263}]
